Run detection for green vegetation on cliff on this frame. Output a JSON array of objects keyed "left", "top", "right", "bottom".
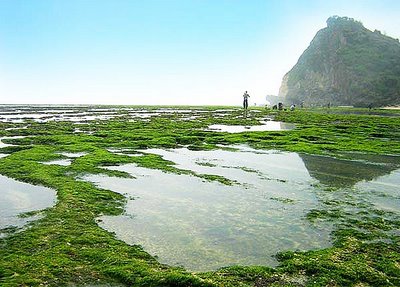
[{"left": 279, "top": 16, "right": 400, "bottom": 107}]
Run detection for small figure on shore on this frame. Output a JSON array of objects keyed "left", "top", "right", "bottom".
[
  {"left": 278, "top": 102, "right": 283, "bottom": 111},
  {"left": 243, "top": 91, "right": 250, "bottom": 109},
  {"left": 290, "top": 104, "right": 296, "bottom": 111}
]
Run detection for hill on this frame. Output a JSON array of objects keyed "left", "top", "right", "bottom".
[{"left": 278, "top": 16, "right": 400, "bottom": 107}]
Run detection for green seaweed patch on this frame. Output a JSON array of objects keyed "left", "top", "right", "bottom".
[
  {"left": 270, "top": 197, "right": 296, "bottom": 204},
  {"left": 128, "top": 153, "right": 188, "bottom": 174},
  {"left": 0, "top": 226, "right": 19, "bottom": 236},
  {"left": 129, "top": 153, "right": 235, "bottom": 185},
  {"left": 17, "top": 210, "right": 45, "bottom": 219},
  {"left": 1, "top": 106, "right": 400, "bottom": 286},
  {"left": 196, "top": 161, "right": 218, "bottom": 167},
  {"left": 200, "top": 265, "right": 276, "bottom": 287},
  {"left": 197, "top": 174, "right": 236, "bottom": 186},
  {"left": 275, "top": 236, "right": 400, "bottom": 286},
  {"left": 306, "top": 209, "right": 345, "bottom": 221}
]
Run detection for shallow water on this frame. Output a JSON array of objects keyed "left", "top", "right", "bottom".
[
  {"left": 300, "top": 153, "right": 398, "bottom": 188},
  {"left": 0, "top": 106, "right": 277, "bottom": 126},
  {"left": 0, "top": 108, "right": 121, "bottom": 123},
  {"left": 57, "top": 152, "right": 88, "bottom": 158},
  {"left": 36, "top": 109, "right": 77, "bottom": 113},
  {"left": 41, "top": 159, "right": 72, "bottom": 166},
  {"left": 0, "top": 136, "right": 28, "bottom": 149},
  {"left": 129, "top": 112, "right": 161, "bottom": 119},
  {"left": 0, "top": 140, "right": 10, "bottom": 149},
  {"left": 5, "top": 126, "right": 29, "bottom": 131},
  {"left": 207, "top": 121, "right": 295, "bottom": 133},
  {"left": 84, "top": 146, "right": 400, "bottom": 271},
  {"left": 73, "top": 128, "right": 95, "bottom": 134},
  {"left": 85, "top": 147, "right": 333, "bottom": 271},
  {"left": 0, "top": 174, "right": 56, "bottom": 232},
  {"left": 0, "top": 106, "right": 213, "bottom": 123},
  {"left": 153, "top": 109, "right": 198, "bottom": 113},
  {"left": 356, "top": 169, "right": 400, "bottom": 213}
]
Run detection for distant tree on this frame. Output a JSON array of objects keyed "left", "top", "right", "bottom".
[
  {"left": 326, "top": 16, "right": 340, "bottom": 27},
  {"left": 326, "top": 16, "right": 363, "bottom": 28}
]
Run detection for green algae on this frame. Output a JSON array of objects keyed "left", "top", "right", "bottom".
[{"left": 0, "top": 106, "right": 399, "bottom": 286}]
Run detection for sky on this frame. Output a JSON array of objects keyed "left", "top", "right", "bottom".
[{"left": 0, "top": 0, "right": 399, "bottom": 106}]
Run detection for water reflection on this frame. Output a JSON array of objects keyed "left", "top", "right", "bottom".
[
  {"left": 85, "top": 148, "right": 330, "bottom": 271},
  {"left": 80, "top": 146, "right": 400, "bottom": 270},
  {"left": 207, "top": 121, "right": 295, "bottom": 133},
  {"left": 40, "top": 159, "right": 72, "bottom": 166},
  {"left": 84, "top": 147, "right": 399, "bottom": 271},
  {"left": 0, "top": 174, "right": 56, "bottom": 232},
  {"left": 300, "top": 153, "right": 399, "bottom": 188},
  {"left": 356, "top": 169, "right": 400, "bottom": 213},
  {"left": 57, "top": 152, "right": 88, "bottom": 158}
]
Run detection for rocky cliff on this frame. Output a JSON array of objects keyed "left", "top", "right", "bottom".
[{"left": 279, "top": 16, "right": 400, "bottom": 107}]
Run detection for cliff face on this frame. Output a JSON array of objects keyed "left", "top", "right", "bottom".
[{"left": 279, "top": 16, "right": 400, "bottom": 107}]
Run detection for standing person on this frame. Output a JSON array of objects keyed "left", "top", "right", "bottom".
[{"left": 243, "top": 91, "right": 250, "bottom": 109}]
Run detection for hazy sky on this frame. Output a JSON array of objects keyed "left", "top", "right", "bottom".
[{"left": 1, "top": 0, "right": 399, "bottom": 106}]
